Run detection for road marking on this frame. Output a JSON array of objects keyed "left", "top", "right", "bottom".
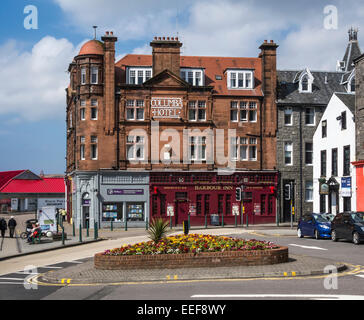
[
  {"left": 289, "top": 244, "right": 328, "bottom": 251},
  {"left": 15, "top": 272, "right": 39, "bottom": 275},
  {"left": 190, "top": 294, "right": 364, "bottom": 300},
  {"left": 355, "top": 275, "right": 364, "bottom": 279},
  {"left": 0, "top": 282, "right": 27, "bottom": 285},
  {"left": 37, "top": 266, "right": 62, "bottom": 269},
  {"left": 0, "top": 277, "right": 25, "bottom": 281},
  {"left": 67, "top": 261, "right": 83, "bottom": 264}
]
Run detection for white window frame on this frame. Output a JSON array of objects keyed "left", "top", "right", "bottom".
[
  {"left": 90, "top": 136, "right": 98, "bottom": 160},
  {"left": 284, "top": 142, "right": 293, "bottom": 166},
  {"left": 227, "top": 70, "right": 254, "bottom": 89},
  {"left": 127, "top": 67, "right": 152, "bottom": 84},
  {"left": 126, "top": 100, "right": 144, "bottom": 121},
  {"left": 305, "top": 180, "right": 313, "bottom": 202},
  {"left": 80, "top": 136, "right": 85, "bottom": 160},
  {"left": 91, "top": 107, "right": 98, "bottom": 120},
  {"left": 180, "top": 68, "right": 204, "bottom": 86},
  {"left": 248, "top": 138, "right": 257, "bottom": 161},
  {"left": 81, "top": 67, "right": 86, "bottom": 85},
  {"left": 305, "top": 107, "right": 315, "bottom": 126},
  {"left": 305, "top": 142, "right": 313, "bottom": 165},
  {"left": 348, "top": 75, "right": 355, "bottom": 93},
  {"left": 284, "top": 107, "right": 293, "bottom": 126},
  {"left": 90, "top": 66, "right": 98, "bottom": 84},
  {"left": 299, "top": 72, "right": 313, "bottom": 93},
  {"left": 126, "top": 135, "right": 145, "bottom": 160},
  {"left": 80, "top": 108, "right": 85, "bottom": 121},
  {"left": 189, "top": 136, "right": 206, "bottom": 161},
  {"left": 248, "top": 102, "right": 257, "bottom": 122}
]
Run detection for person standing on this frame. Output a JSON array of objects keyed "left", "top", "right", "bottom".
[
  {"left": 0, "top": 218, "right": 7, "bottom": 238},
  {"left": 8, "top": 216, "right": 17, "bottom": 238}
]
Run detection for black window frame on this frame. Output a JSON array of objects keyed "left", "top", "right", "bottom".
[
  {"left": 331, "top": 148, "right": 338, "bottom": 176},
  {"left": 320, "top": 150, "right": 327, "bottom": 177},
  {"left": 343, "top": 145, "right": 350, "bottom": 176}
]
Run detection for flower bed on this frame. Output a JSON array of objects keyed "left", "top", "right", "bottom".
[
  {"left": 103, "top": 234, "right": 279, "bottom": 256},
  {"left": 94, "top": 234, "right": 288, "bottom": 270}
]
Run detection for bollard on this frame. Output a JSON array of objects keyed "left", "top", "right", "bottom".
[
  {"left": 235, "top": 214, "right": 237, "bottom": 227},
  {"left": 79, "top": 224, "right": 82, "bottom": 243},
  {"left": 170, "top": 215, "right": 172, "bottom": 229},
  {"left": 188, "top": 214, "right": 190, "bottom": 230},
  {"left": 205, "top": 214, "right": 207, "bottom": 229},
  {"left": 221, "top": 214, "right": 224, "bottom": 227},
  {"left": 111, "top": 220, "right": 113, "bottom": 232},
  {"left": 62, "top": 226, "right": 65, "bottom": 245},
  {"left": 125, "top": 218, "right": 128, "bottom": 231},
  {"left": 94, "top": 221, "right": 97, "bottom": 240},
  {"left": 86, "top": 220, "right": 89, "bottom": 237},
  {"left": 72, "top": 222, "right": 75, "bottom": 237},
  {"left": 145, "top": 217, "right": 148, "bottom": 230}
]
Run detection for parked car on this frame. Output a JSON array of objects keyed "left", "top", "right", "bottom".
[
  {"left": 331, "top": 212, "right": 364, "bottom": 245},
  {"left": 297, "top": 213, "right": 331, "bottom": 239},
  {"left": 322, "top": 213, "right": 335, "bottom": 222}
]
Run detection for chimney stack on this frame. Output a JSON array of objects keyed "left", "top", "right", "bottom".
[{"left": 150, "top": 36, "right": 182, "bottom": 76}]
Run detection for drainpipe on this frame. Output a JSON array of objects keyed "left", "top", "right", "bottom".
[{"left": 299, "top": 108, "right": 303, "bottom": 220}]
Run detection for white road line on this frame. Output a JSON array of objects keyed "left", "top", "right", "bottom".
[
  {"left": 191, "top": 294, "right": 364, "bottom": 300},
  {"left": 36, "top": 266, "right": 62, "bottom": 269},
  {"left": 0, "top": 282, "right": 26, "bottom": 285},
  {"left": 0, "top": 277, "right": 25, "bottom": 281},
  {"left": 15, "top": 272, "right": 39, "bottom": 275},
  {"left": 289, "top": 244, "right": 328, "bottom": 251},
  {"left": 355, "top": 275, "right": 364, "bottom": 279},
  {"left": 67, "top": 261, "right": 83, "bottom": 264}
]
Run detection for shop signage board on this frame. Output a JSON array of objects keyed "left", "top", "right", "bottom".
[
  {"left": 37, "top": 206, "right": 57, "bottom": 232},
  {"left": 11, "top": 198, "right": 18, "bottom": 211},
  {"left": 167, "top": 205, "right": 174, "bottom": 216},
  {"left": 37, "top": 198, "right": 65, "bottom": 210},
  {"left": 319, "top": 183, "right": 329, "bottom": 195},
  {"left": 341, "top": 177, "right": 352, "bottom": 197},
  {"left": 107, "top": 189, "right": 144, "bottom": 195},
  {"left": 232, "top": 205, "right": 240, "bottom": 216},
  {"left": 151, "top": 97, "right": 183, "bottom": 119},
  {"left": 254, "top": 203, "right": 261, "bottom": 215}
]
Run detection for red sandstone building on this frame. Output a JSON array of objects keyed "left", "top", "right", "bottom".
[{"left": 66, "top": 32, "right": 278, "bottom": 227}]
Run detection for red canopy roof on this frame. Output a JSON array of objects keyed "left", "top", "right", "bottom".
[
  {"left": 0, "top": 177, "right": 65, "bottom": 194},
  {"left": 0, "top": 170, "right": 26, "bottom": 190}
]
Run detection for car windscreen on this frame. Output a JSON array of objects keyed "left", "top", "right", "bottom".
[
  {"left": 351, "top": 212, "right": 364, "bottom": 223},
  {"left": 313, "top": 214, "right": 329, "bottom": 223}
]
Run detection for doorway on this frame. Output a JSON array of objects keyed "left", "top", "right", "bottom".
[{"left": 175, "top": 201, "right": 189, "bottom": 225}]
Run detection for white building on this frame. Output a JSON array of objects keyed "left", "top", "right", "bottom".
[{"left": 313, "top": 92, "right": 356, "bottom": 214}]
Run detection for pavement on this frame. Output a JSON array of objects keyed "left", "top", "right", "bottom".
[{"left": 38, "top": 254, "right": 347, "bottom": 285}]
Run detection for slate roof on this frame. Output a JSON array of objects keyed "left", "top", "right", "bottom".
[
  {"left": 342, "top": 40, "right": 361, "bottom": 72},
  {"left": 277, "top": 70, "right": 348, "bottom": 105},
  {"left": 335, "top": 92, "right": 355, "bottom": 114}
]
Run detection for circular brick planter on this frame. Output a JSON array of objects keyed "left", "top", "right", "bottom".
[{"left": 94, "top": 246, "right": 288, "bottom": 270}]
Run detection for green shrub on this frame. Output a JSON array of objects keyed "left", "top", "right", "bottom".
[{"left": 148, "top": 217, "right": 169, "bottom": 243}]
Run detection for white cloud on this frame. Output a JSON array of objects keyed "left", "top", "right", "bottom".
[
  {"left": 54, "top": 0, "right": 364, "bottom": 70},
  {"left": 0, "top": 36, "right": 80, "bottom": 121}
]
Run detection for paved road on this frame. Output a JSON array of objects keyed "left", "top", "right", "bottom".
[{"left": 0, "top": 229, "right": 364, "bottom": 301}]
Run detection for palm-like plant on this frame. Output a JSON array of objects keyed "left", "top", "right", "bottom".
[{"left": 148, "top": 217, "right": 169, "bottom": 243}]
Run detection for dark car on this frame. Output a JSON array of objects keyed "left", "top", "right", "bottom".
[
  {"left": 331, "top": 212, "right": 364, "bottom": 245},
  {"left": 297, "top": 213, "right": 331, "bottom": 239}
]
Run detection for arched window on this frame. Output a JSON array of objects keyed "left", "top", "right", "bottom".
[
  {"left": 301, "top": 75, "right": 309, "bottom": 92},
  {"left": 349, "top": 76, "right": 355, "bottom": 93}
]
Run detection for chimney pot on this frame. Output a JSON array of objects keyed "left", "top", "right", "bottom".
[
  {"left": 158, "top": 37, "right": 161, "bottom": 40},
  {"left": 175, "top": 37, "right": 178, "bottom": 41},
  {"left": 171, "top": 37, "right": 174, "bottom": 41},
  {"left": 154, "top": 36, "right": 157, "bottom": 40},
  {"left": 270, "top": 40, "right": 274, "bottom": 43},
  {"left": 110, "top": 31, "right": 113, "bottom": 35},
  {"left": 167, "top": 37, "right": 170, "bottom": 40},
  {"left": 163, "top": 37, "right": 165, "bottom": 40},
  {"left": 264, "top": 40, "right": 267, "bottom": 43},
  {"left": 106, "top": 31, "right": 109, "bottom": 35}
]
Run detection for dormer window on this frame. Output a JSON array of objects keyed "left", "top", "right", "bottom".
[
  {"left": 348, "top": 76, "right": 355, "bottom": 93},
  {"left": 227, "top": 70, "right": 254, "bottom": 89},
  {"left": 180, "top": 68, "right": 204, "bottom": 86},
  {"left": 298, "top": 69, "right": 314, "bottom": 93},
  {"left": 127, "top": 67, "right": 152, "bottom": 84}
]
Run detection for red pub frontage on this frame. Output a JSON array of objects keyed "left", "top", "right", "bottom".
[{"left": 150, "top": 171, "right": 278, "bottom": 226}]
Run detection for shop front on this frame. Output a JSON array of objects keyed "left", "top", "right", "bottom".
[{"left": 150, "top": 171, "right": 277, "bottom": 226}]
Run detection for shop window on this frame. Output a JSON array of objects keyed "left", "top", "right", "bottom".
[
  {"left": 218, "top": 195, "right": 224, "bottom": 214},
  {"left": 204, "top": 194, "right": 210, "bottom": 215},
  {"left": 196, "top": 195, "right": 202, "bottom": 215},
  {"left": 268, "top": 195, "right": 274, "bottom": 215},
  {"left": 160, "top": 194, "right": 166, "bottom": 216},
  {"left": 261, "top": 194, "right": 266, "bottom": 215},
  {"left": 343, "top": 197, "right": 351, "bottom": 212},
  {"left": 102, "top": 203, "right": 123, "bottom": 222},
  {"left": 152, "top": 195, "right": 158, "bottom": 216},
  {"left": 225, "top": 194, "right": 231, "bottom": 215},
  {"left": 126, "top": 203, "right": 144, "bottom": 221}
]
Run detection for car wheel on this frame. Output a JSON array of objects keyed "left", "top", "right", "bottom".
[
  {"left": 315, "top": 229, "right": 320, "bottom": 240},
  {"left": 353, "top": 232, "right": 361, "bottom": 245},
  {"left": 297, "top": 228, "right": 303, "bottom": 238},
  {"left": 331, "top": 230, "right": 338, "bottom": 242}
]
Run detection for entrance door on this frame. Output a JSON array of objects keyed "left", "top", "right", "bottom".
[
  {"left": 82, "top": 206, "right": 90, "bottom": 228},
  {"left": 283, "top": 180, "right": 295, "bottom": 222},
  {"left": 176, "top": 201, "right": 189, "bottom": 225}
]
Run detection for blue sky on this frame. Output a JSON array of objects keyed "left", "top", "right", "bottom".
[{"left": 0, "top": 0, "right": 363, "bottom": 174}]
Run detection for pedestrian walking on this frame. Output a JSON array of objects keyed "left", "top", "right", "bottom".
[
  {"left": 0, "top": 217, "right": 7, "bottom": 238},
  {"left": 8, "top": 216, "right": 17, "bottom": 238}
]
